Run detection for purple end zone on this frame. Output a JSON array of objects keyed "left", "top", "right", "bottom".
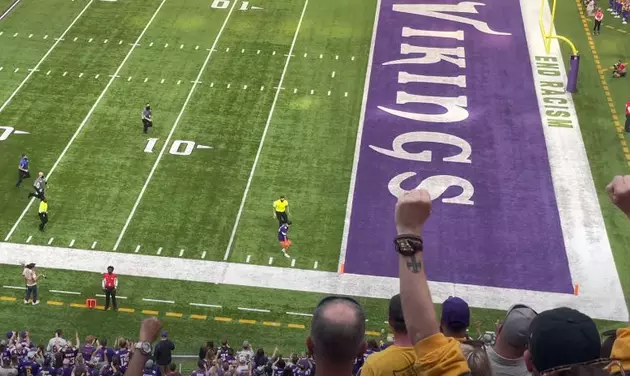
[{"left": 344, "top": 0, "right": 573, "bottom": 294}]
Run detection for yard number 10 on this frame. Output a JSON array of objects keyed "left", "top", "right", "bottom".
[
  {"left": 211, "top": 0, "right": 250, "bottom": 10},
  {"left": 144, "top": 138, "right": 196, "bottom": 156}
]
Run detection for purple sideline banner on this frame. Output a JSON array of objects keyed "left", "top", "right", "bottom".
[{"left": 344, "top": 0, "right": 573, "bottom": 294}]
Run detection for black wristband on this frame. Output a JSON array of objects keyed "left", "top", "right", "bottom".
[{"left": 394, "top": 234, "right": 424, "bottom": 257}]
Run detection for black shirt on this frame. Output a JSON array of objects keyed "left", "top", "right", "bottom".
[{"left": 154, "top": 340, "right": 175, "bottom": 366}]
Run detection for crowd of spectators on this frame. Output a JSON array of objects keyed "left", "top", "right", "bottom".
[{"left": 5, "top": 175, "right": 630, "bottom": 376}]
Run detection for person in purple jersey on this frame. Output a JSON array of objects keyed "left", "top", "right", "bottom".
[
  {"left": 10, "top": 345, "right": 27, "bottom": 362},
  {"left": 80, "top": 337, "right": 96, "bottom": 363},
  {"left": 61, "top": 338, "right": 79, "bottom": 366},
  {"left": 59, "top": 360, "right": 71, "bottom": 376},
  {"left": 216, "top": 340, "right": 230, "bottom": 364},
  {"left": 272, "top": 359, "right": 286, "bottom": 376},
  {"left": 1, "top": 341, "right": 11, "bottom": 365},
  {"left": 224, "top": 348, "right": 236, "bottom": 365},
  {"left": 189, "top": 360, "right": 206, "bottom": 376},
  {"left": 18, "top": 354, "right": 39, "bottom": 376},
  {"left": 99, "top": 356, "right": 121, "bottom": 376},
  {"left": 93, "top": 340, "right": 115, "bottom": 365},
  {"left": 114, "top": 340, "right": 129, "bottom": 373},
  {"left": 17, "top": 333, "right": 32, "bottom": 351},
  {"left": 36, "top": 358, "right": 55, "bottom": 376},
  {"left": 293, "top": 362, "right": 311, "bottom": 376},
  {"left": 353, "top": 339, "right": 379, "bottom": 374}
]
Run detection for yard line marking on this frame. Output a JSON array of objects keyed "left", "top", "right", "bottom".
[
  {"left": 180, "top": 44, "right": 184, "bottom": 49},
  {"left": 286, "top": 311, "right": 312, "bottom": 317},
  {"left": 224, "top": 0, "right": 309, "bottom": 261},
  {"left": 0, "top": 1, "right": 93, "bottom": 114},
  {"left": 179, "top": 249, "right": 184, "bottom": 257},
  {"left": 0, "top": 0, "right": 22, "bottom": 21},
  {"left": 28, "top": 68, "right": 39, "bottom": 72},
  {"left": 88, "top": 37, "right": 93, "bottom": 42},
  {"left": 189, "top": 302, "right": 222, "bottom": 308},
  {"left": 339, "top": 0, "right": 381, "bottom": 272},
  {"left": 164, "top": 43, "right": 168, "bottom": 47},
  {"left": 47, "top": 237, "right": 54, "bottom": 245},
  {"left": 293, "top": 88, "right": 297, "bottom": 94},
  {"left": 238, "top": 307, "right": 270, "bottom": 313},
  {"left": 310, "top": 89, "right": 314, "bottom": 95},
  {"left": 3, "top": 286, "right": 26, "bottom": 290},
  {"left": 104, "top": 39, "right": 108, "bottom": 43},
  {"left": 26, "top": 236, "right": 32, "bottom": 243},
  {"left": 95, "top": 74, "right": 99, "bottom": 79},
  {"left": 43, "top": 35, "right": 48, "bottom": 39},
  {"left": 313, "top": 261, "right": 318, "bottom": 269},
  {"left": 95, "top": 294, "right": 128, "bottom": 299},
  {"left": 69, "top": 239, "right": 75, "bottom": 247},
  {"left": 160, "top": 78, "right": 165, "bottom": 84},
  {"left": 195, "top": 45, "right": 199, "bottom": 50},
  {"left": 79, "top": 73, "right": 84, "bottom": 78},
  {"left": 241, "top": 48, "right": 245, "bottom": 53},
  {"left": 91, "top": 241, "right": 97, "bottom": 249},
  {"left": 149, "top": 42, "right": 153, "bottom": 47},
  {"left": 319, "top": 54, "right": 323, "bottom": 59},
  {"left": 47, "top": 301, "right": 64, "bottom": 306},
  {"left": 246, "top": 255, "right": 251, "bottom": 263},
  {"left": 201, "top": 251, "right": 206, "bottom": 259},
  {"left": 108, "top": 74, "right": 120, "bottom": 78},
  {"left": 191, "top": 80, "right": 202, "bottom": 84},
  {"left": 215, "top": 317, "right": 232, "bottom": 322},
  {"left": 191, "top": 314, "right": 207, "bottom": 320},
  {"left": 73, "top": 37, "right": 78, "bottom": 42},
  {"left": 128, "top": 76, "right": 132, "bottom": 81},
  {"left": 331, "top": 71, "right": 335, "bottom": 78},
  {"left": 142, "top": 298, "right": 175, "bottom": 304},
  {"left": 227, "top": 83, "right": 231, "bottom": 88},
  {"left": 54, "top": 37, "right": 65, "bottom": 41},
  {"left": 28, "top": 34, "right": 33, "bottom": 39},
  {"left": 268, "top": 257, "right": 273, "bottom": 265},
  {"left": 291, "top": 258, "right": 296, "bottom": 267},
  {"left": 49, "top": 289, "right": 80, "bottom": 295},
  {"left": 144, "top": 77, "right": 148, "bottom": 83},
  {"left": 243, "top": 85, "right": 247, "bottom": 89},
  {"left": 134, "top": 245, "right": 141, "bottom": 253},
  {"left": 177, "top": 80, "right": 181, "bottom": 85},
  {"left": 239, "top": 319, "right": 256, "bottom": 324},
  {"left": 112, "top": 0, "right": 240, "bottom": 251},
  {"left": 157, "top": 247, "right": 162, "bottom": 255}
]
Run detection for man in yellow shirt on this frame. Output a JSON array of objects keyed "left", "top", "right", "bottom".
[
  {"left": 38, "top": 198, "right": 48, "bottom": 232},
  {"left": 358, "top": 294, "right": 416, "bottom": 376},
  {"left": 272, "top": 196, "right": 290, "bottom": 226}
]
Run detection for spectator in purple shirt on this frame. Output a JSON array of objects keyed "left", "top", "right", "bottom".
[
  {"left": 93, "top": 340, "right": 114, "bottom": 365},
  {"left": 61, "top": 342, "right": 78, "bottom": 366},
  {"left": 216, "top": 340, "right": 230, "bottom": 364},
  {"left": 80, "top": 337, "right": 96, "bottom": 363},
  {"left": 59, "top": 359, "right": 72, "bottom": 376},
  {"left": 141, "top": 360, "right": 160, "bottom": 376},
  {"left": 10, "top": 346, "right": 27, "bottom": 362},
  {"left": 1, "top": 341, "right": 11, "bottom": 365},
  {"left": 36, "top": 358, "right": 55, "bottom": 376},
  {"left": 114, "top": 340, "right": 129, "bottom": 373},
  {"left": 272, "top": 359, "right": 286, "bottom": 376},
  {"left": 18, "top": 353, "right": 39, "bottom": 376}
]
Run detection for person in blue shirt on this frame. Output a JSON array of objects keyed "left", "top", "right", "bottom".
[
  {"left": 278, "top": 222, "right": 292, "bottom": 259},
  {"left": 19, "top": 353, "right": 40, "bottom": 376},
  {"left": 16, "top": 154, "right": 30, "bottom": 188},
  {"left": 36, "top": 357, "right": 55, "bottom": 376}
]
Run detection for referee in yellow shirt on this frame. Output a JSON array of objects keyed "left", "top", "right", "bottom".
[
  {"left": 273, "top": 196, "right": 289, "bottom": 226},
  {"left": 38, "top": 198, "right": 48, "bottom": 232}
]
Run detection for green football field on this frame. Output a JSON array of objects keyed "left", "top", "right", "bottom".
[{"left": 1, "top": 0, "right": 630, "bottom": 356}]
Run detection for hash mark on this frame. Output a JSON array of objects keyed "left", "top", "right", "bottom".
[
  {"left": 314, "top": 261, "right": 318, "bottom": 269},
  {"left": 243, "top": 85, "right": 247, "bottom": 89},
  {"left": 327, "top": 90, "right": 331, "bottom": 96},
  {"left": 180, "top": 44, "right": 184, "bottom": 49},
  {"left": 119, "top": 40, "right": 123, "bottom": 45},
  {"left": 104, "top": 39, "right": 108, "bottom": 43},
  {"left": 46, "top": 70, "right": 50, "bottom": 75},
  {"left": 12, "top": 32, "right": 17, "bottom": 37},
  {"left": 78, "top": 73, "right": 84, "bottom": 78},
  {"left": 319, "top": 54, "right": 323, "bottom": 59},
  {"left": 14, "top": 68, "right": 19, "bottom": 73},
  {"left": 73, "top": 37, "right": 78, "bottom": 42},
  {"left": 47, "top": 237, "right": 54, "bottom": 245},
  {"left": 246, "top": 255, "right": 251, "bottom": 263},
  {"left": 26, "top": 236, "right": 32, "bottom": 243},
  {"left": 291, "top": 259, "right": 296, "bottom": 267},
  {"left": 62, "top": 71, "right": 67, "bottom": 76},
  {"left": 157, "top": 247, "right": 162, "bottom": 255},
  {"left": 303, "top": 53, "right": 307, "bottom": 57},
  {"left": 127, "top": 76, "right": 132, "bottom": 81},
  {"left": 225, "top": 47, "right": 230, "bottom": 52},
  {"left": 28, "top": 34, "right": 32, "bottom": 38},
  {"left": 335, "top": 55, "right": 339, "bottom": 60},
  {"left": 351, "top": 56, "right": 355, "bottom": 61},
  {"left": 331, "top": 71, "right": 335, "bottom": 78},
  {"left": 0, "top": 67, "right": 3, "bottom": 71},
  {"left": 344, "top": 92, "right": 348, "bottom": 97},
  {"left": 260, "top": 85, "right": 264, "bottom": 91},
  {"left": 268, "top": 257, "right": 273, "bottom": 265},
  {"left": 272, "top": 51, "right": 276, "bottom": 55},
  {"left": 43, "top": 35, "right": 48, "bottom": 39},
  {"left": 95, "top": 74, "right": 99, "bottom": 79},
  {"left": 310, "top": 89, "right": 314, "bottom": 95},
  {"left": 134, "top": 245, "right": 141, "bottom": 253},
  {"left": 210, "top": 82, "right": 214, "bottom": 87},
  {"left": 160, "top": 78, "right": 165, "bottom": 84},
  {"left": 256, "top": 50, "right": 260, "bottom": 54},
  {"left": 179, "top": 249, "right": 185, "bottom": 257},
  {"left": 69, "top": 239, "right": 75, "bottom": 247},
  {"left": 91, "top": 241, "right": 97, "bottom": 249},
  {"left": 88, "top": 38, "right": 93, "bottom": 42},
  {"left": 177, "top": 80, "right": 181, "bottom": 85},
  {"left": 164, "top": 43, "right": 168, "bottom": 48},
  {"left": 293, "top": 88, "right": 297, "bottom": 94},
  {"left": 195, "top": 45, "right": 199, "bottom": 50},
  {"left": 227, "top": 83, "right": 231, "bottom": 88},
  {"left": 149, "top": 42, "right": 153, "bottom": 47},
  {"left": 0, "top": 32, "right": 3, "bottom": 36},
  {"left": 241, "top": 48, "right": 245, "bottom": 53},
  {"left": 144, "top": 77, "right": 148, "bottom": 83},
  {"left": 201, "top": 251, "right": 206, "bottom": 259}
]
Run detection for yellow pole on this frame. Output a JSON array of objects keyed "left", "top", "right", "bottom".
[{"left": 539, "top": 0, "right": 580, "bottom": 55}]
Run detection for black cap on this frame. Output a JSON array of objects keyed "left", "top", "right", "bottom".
[
  {"left": 107, "top": 266, "right": 114, "bottom": 271},
  {"left": 26, "top": 263, "right": 36, "bottom": 269},
  {"left": 528, "top": 307, "right": 600, "bottom": 372},
  {"left": 388, "top": 294, "right": 406, "bottom": 332}
]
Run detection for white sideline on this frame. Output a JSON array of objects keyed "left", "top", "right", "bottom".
[
  {"left": 0, "top": 0, "right": 22, "bottom": 21},
  {"left": 223, "top": 0, "right": 309, "bottom": 260},
  {"left": 112, "top": 0, "right": 240, "bottom": 251},
  {"left": 0, "top": 242, "right": 626, "bottom": 321},
  {"left": 3, "top": 0, "right": 167, "bottom": 242},
  {"left": 338, "top": 0, "right": 381, "bottom": 270},
  {"left": 0, "top": 0, "right": 94, "bottom": 112}
]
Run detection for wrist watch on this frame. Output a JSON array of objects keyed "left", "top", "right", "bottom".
[
  {"left": 394, "top": 235, "right": 424, "bottom": 256},
  {"left": 134, "top": 341, "right": 153, "bottom": 356}
]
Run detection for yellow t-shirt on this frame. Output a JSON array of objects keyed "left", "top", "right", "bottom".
[
  {"left": 273, "top": 199, "right": 288, "bottom": 212},
  {"left": 39, "top": 201, "right": 48, "bottom": 213},
  {"left": 414, "top": 333, "right": 470, "bottom": 376},
  {"left": 359, "top": 345, "right": 416, "bottom": 376}
]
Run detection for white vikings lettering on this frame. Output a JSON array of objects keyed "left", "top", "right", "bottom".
[
  {"left": 402, "top": 27, "right": 464, "bottom": 40},
  {"left": 388, "top": 172, "right": 475, "bottom": 205},
  {"left": 383, "top": 45, "right": 466, "bottom": 67},
  {"left": 398, "top": 72, "right": 467, "bottom": 88},
  {"left": 369, "top": 131, "right": 472, "bottom": 163},
  {"left": 379, "top": 93, "right": 469, "bottom": 123},
  {"left": 393, "top": 2, "right": 511, "bottom": 36}
]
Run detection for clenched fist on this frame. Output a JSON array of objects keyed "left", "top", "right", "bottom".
[
  {"left": 395, "top": 189, "right": 432, "bottom": 235},
  {"left": 139, "top": 317, "right": 162, "bottom": 343},
  {"left": 606, "top": 175, "right": 630, "bottom": 218}
]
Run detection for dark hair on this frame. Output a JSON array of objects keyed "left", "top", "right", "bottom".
[
  {"left": 277, "top": 359, "right": 286, "bottom": 369},
  {"left": 197, "top": 360, "right": 205, "bottom": 369},
  {"left": 254, "top": 349, "right": 265, "bottom": 367},
  {"left": 74, "top": 366, "right": 87, "bottom": 376},
  {"left": 601, "top": 330, "right": 617, "bottom": 358},
  {"left": 367, "top": 339, "right": 379, "bottom": 350},
  {"left": 169, "top": 364, "right": 177, "bottom": 372},
  {"left": 221, "top": 338, "right": 228, "bottom": 346},
  {"left": 100, "top": 338, "right": 107, "bottom": 347},
  {"left": 112, "top": 356, "right": 120, "bottom": 366},
  {"left": 310, "top": 297, "right": 366, "bottom": 364},
  {"left": 227, "top": 348, "right": 234, "bottom": 356}
]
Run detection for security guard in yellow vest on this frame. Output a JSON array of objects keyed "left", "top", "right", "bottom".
[
  {"left": 273, "top": 196, "right": 290, "bottom": 226},
  {"left": 38, "top": 198, "right": 48, "bottom": 232}
]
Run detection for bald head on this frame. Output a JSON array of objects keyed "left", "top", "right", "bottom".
[{"left": 310, "top": 297, "right": 366, "bottom": 364}]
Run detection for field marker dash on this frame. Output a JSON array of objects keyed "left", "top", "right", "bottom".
[
  {"left": 149, "top": 42, "right": 153, "bottom": 47},
  {"left": 43, "top": 35, "right": 48, "bottom": 39},
  {"left": 291, "top": 259, "right": 296, "bottom": 267},
  {"left": 26, "top": 236, "right": 32, "bottom": 243},
  {"left": 157, "top": 247, "right": 162, "bottom": 255},
  {"left": 177, "top": 80, "right": 181, "bottom": 85},
  {"left": 201, "top": 251, "right": 206, "bottom": 259},
  {"left": 0, "top": 67, "right": 3, "bottom": 71},
  {"left": 310, "top": 89, "right": 314, "bottom": 95},
  {"left": 257, "top": 49, "right": 260, "bottom": 54},
  {"left": 293, "top": 88, "right": 297, "bottom": 94},
  {"left": 268, "top": 257, "right": 273, "bottom": 265},
  {"left": 144, "top": 77, "right": 148, "bottom": 83},
  {"left": 28, "top": 34, "right": 32, "bottom": 38},
  {"left": 179, "top": 249, "right": 184, "bottom": 257},
  {"left": 160, "top": 78, "right": 165, "bottom": 84},
  {"left": 3, "top": 285, "right": 26, "bottom": 290},
  {"left": 95, "top": 74, "right": 99, "bottom": 79},
  {"left": 238, "top": 307, "right": 271, "bottom": 313},
  {"left": 54, "top": 37, "right": 64, "bottom": 41},
  {"left": 47, "top": 237, "right": 54, "bottom": 244},
  {"left": 344, "top": 92, "right": 348, "bottom": 97},
  {"left": 331, "top": 71, "right": 335, "bottom": 78},
  {"left": 49, "top": 290, "right": 80, "bottom": 295},
  {"left": 327, "top": 90, "right": 331, "bottom": 96},
  {"left": 134, "top": 245, "right": 141, "bottom": 253},
  {"left": 96, "top": 294, "right": 128, "bottom": 299},
  {"left": 303, "top": 53, "right": 307, "bottom": 57},
  {"left": 104, "top": 39, "right": 108, "bottom": 43},
  {"left": 180, "top": 44, "right": 184, "bottom": 49},
  {"left": 286, "top": 311, "right": 312, "bottom": 317},
  {"left": 28, "top": 68, "right": 40, "bottom": 72},
  {"left": 319, "top": 54, "right": 323, "bottom": 59},
  {"left": 0, "top": 32, "right": 2, "bottom": 36},
  {"left": 0, "top": 0, "right": 94, "bottom": 115},
  {"left": 314, "top": 261, "right": 318, "bottom": 269},
  {"left": 195, "top": 45, "right": 199, "bottom": 50},
  {"left": 260, "top": 85, "right": 264, "bottom": 91},
  {"left": 246, "top": 255, "right": 251, "bottom": 263},
  {"left": 226, "top": 47, "right": 230, "bottom": 52},
  {"left": 14, "top": 68, "right": 19, "bottom": 73},
  {"left": 118, "top": 40, "right": 123, "bottom": 45},
  {"left": 241, "top": 48, "right": 245, "bottom": 53},
  {"left": 128, "top": 76, "right": 132, "bottom": 82},
  {"left": 69, "top": 239, "right": 75, "bottom": 247},
  {"left": 273, "top": 51, "right": 276, "bottom": 55},
  {"left": 91, "top": 241, "right": 97, "bottom": 249},
  {"left": 210, "top": 82, "right": 214, "bottom": 87},
  {"left": 243, "top": 85, "right": 247, "bottom": 89},
  {"left": 79, "top": 73, "right": 84, "bottom": 78},
  {"left": 88, "top": 38, "right": 93, "bottom": 43},
  {"left": 142, "top": 298, "right": 174, "bottom": 304},
  {"left": 189, "top": 302, "right": 222, "bottom": 308},
  {"left": 13, "top": 32, "right": 17, "bottom": 37},
  {"left": 227, "top": 83, "right": 231, "bottom": 88},
  {"left": 73, "top": 37, "right": 78, "bottom": 42},
  {"left": 335, "top": 55, "right": 339, "bottom": 60},
  {"left": 224, "top": 0, "right": 309, "bottom": 261},
  {"left": 164, "top": 43, "right": 168, "bottom": 48},
  {"left": 351, "top": 56, "right": 355, "bottom": 61}
]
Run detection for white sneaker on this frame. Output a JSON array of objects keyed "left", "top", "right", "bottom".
[
  {"left": 32, "top": 301, "right": 39, "bottom": 305},
  {"left": 282, "top": 251, "right": 290, "bottom": 258},
  {"left": 24, "top": 300, "right": 29, "bottom": 304}
]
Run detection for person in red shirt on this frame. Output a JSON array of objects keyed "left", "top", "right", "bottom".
[
  {"left": 613, "top": 60, "right": 627, "bottom": 78},
  {"left": 625, "top": 99, "right": 630, "bottom": 132},
  {"left": 594, "top": 8, "right": 604, "bottom": 34},
  {"left": 102, "top": 266, "right": 118, "bottom": 311}
]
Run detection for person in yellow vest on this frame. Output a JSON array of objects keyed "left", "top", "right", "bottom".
[
  {"left": 38, "top": 198, "right": 48, "bottom": 232},
  {"left": 272, "top": 196, "right": 290, "bottom": 226}
]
